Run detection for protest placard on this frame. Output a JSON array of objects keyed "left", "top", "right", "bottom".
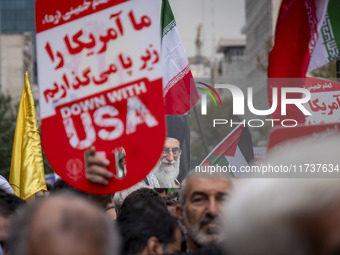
[
  {"left": 36, "top": 0, "right": 166, "bottom": 193},
  {"left": 304, "top": 77, "right": 340, "bottom": 125},
  {"left": 267, "top": 122, "right": 340, "bottom": 152}
]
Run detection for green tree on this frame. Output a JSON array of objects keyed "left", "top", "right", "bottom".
[{"left": 0, "top": 94, "right": 16, "bottom": 179}]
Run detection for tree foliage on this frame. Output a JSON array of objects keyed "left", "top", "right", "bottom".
[{"left": 0, "top": 94, "right": 16, "bottom": 179}]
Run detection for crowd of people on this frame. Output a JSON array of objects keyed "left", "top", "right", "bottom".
[
  {"left": 1, "top": 134, "right": 340, "bottom": 255},
  {"left": 0, "top": 169, "right": 233, "bottom": 255}
]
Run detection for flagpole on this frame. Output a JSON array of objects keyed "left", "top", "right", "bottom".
[{"left": 193, "top": 105, "right": 209, "bottom": 155}]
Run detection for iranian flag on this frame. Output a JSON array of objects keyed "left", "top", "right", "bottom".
[
  {"left": 308, "top": 0, "right": 340, "bottom": 72},
  {"left": 199, "top": 124, "right": 254, "bottom": 177},
  {"left": 161, "top": 0, "right": 199, "bottom": 115},
  {"left": 268, "top": 0, "right": 339, "bottom": 123}
]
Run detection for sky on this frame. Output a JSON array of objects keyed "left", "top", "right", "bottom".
[{"left": 169, "top": 0, "right": 245, "bottom": 59}]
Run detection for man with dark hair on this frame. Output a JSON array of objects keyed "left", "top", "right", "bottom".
[
  {"left": 0, "top": 189, "right": 26, "bottom": 255},
  {"left": 117, "top": 200, "right": 182, "bottom": 255},
  {"left": 7, "top": 193, "right": 119, "bottom": 255},
  {"left": 120, "top": 188, "right": 167, "bottom": 213}
]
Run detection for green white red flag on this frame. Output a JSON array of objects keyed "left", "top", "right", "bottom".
[
  {"left": 308, "top": 0, "right": 340, "bottom": 72},
  {"left": 268, "top": 0, "right": 339, "bottom": 123},
  {"left": 161, "top": 0, "right": 199, "bottom": 114},
  {"left": 199, "top": 124, "right": 254, "bottom": 177}
]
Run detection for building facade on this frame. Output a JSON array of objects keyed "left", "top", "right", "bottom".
[
  {"left": 1, "top": 0, "right": 35, "bottom": 33},
  {"left": 216, "top": 38, "right": 246, "bottom": 88},
  {"left": 0, "top": 0, "right": 36, "bottom": 101},
  {"left": 1, "top": 33, "right": 34, "bottom": 101},
  {"left": 244, "top": 0, "right": 282, "bottom": 110}
]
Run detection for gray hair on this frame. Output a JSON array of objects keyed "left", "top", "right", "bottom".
[
  {"left": 8, "top": 192, "right": 120, "bottom": 255},
  {"left": 178, "top": 170, "right": 234, "bottom": 206}
]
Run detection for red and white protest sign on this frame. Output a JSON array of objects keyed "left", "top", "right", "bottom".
[
  {"left": 36, "top": 0, "right": 166, "bottom": 194},
  {"left": 267, "top": 123, "right": 340, "bottom": 152},
  {"left": 303, "top": 77, "right": 340, "bottom": 125}
]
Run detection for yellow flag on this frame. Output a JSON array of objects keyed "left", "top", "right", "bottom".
[{"left": 9, "top": 72, "right": 46, "bottom": 200}]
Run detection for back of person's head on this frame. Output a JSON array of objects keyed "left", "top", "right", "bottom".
[
  {"left": 50, "top": 179, "right": 87, "bottom": 197},
  {"left": 46, "top": 182, "right": 52, "bottom": 192},
  {"left": 8, "top": 192, "right": 120, "bottom": 255},
  {"left": 224, "top": 178, "right": 340, "bottom": 255},
  {"left": 0, "top": 190, "right": 25, "bottom": 254},
  {"left": 164, "top": 190, "right": 179, "bottom": 218},
  {"left": 113, "top": 182, "right": 149, "bottom": 216},
  {"left": 52, "top": 179, "right": 113, "bottom": 210},
  {"left": 88, "top": 193, "right": 113, "bottom": 210},
  {"left": 117, "top": 200, "right": 180, "bottom": 255},
  {"left": 223, "top": 135, "right": 340, "bottom": 255},
  {"left": 154, "top": 188, "right": 168, "bottom": 197},
  {"left": 0, "top": 189, "right": 25, "bottom": 218},
  {"left": 166, "top": 189, "right": 179, "bottom": 201},
  {"left": 120, "top": 188, "right": 166, "bottom": 213}
]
